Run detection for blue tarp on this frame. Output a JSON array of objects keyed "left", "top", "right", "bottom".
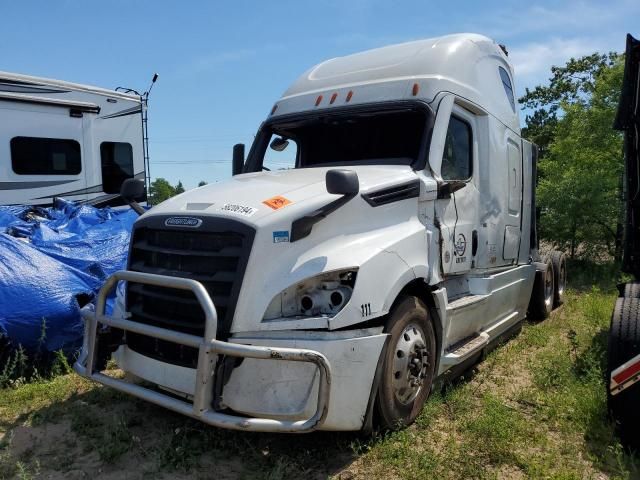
[{"left": 0, "top": 199, "right": 137, "bottom": 353}]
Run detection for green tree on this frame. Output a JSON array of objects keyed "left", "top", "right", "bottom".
[
  {"left": 197, "top": 180, "right": 208, "bottom": 187},
  {"left": 175, "top": 180, "right": 185, "bottom": 195},
  {"left": 149, "top": 177, "right": 176, "bottom": 205},
  {"left": 520, "top": 53, "right": 619, "bottom": 160},
  {"left": 522, "top": 56, "right": 624, "bottom": 258}
]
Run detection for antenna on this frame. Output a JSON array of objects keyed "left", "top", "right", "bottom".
[{"left": 141, "top": 73, "right": 158, "bottom": 198}]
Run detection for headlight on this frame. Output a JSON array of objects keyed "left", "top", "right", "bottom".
[{"left": 263, "top": 269, "right": 357, "bottom": 320}]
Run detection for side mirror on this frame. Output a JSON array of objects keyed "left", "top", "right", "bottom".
[
  {"left": 232, "top": 143, "right": 245, "bottom": 176},
  {"left": 326, "top": 169, "right": 359, "bottom": 196},
  {"left": 291, "top": 169, "right": 359, "bottom": 242},
  {"left": 120, "top": 178, "right": 145, "bottom": 215},
  {"left": 120, "top": 178, "right": 145, "bottom": 200},
  {"left": 270, "top": 137, "right": 289, "bottom": 152}
]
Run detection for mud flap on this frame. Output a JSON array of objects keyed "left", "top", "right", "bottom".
[{"left": 361, "top": 335, "right": 390, "bottom": 433}]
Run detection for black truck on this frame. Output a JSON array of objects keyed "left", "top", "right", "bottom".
[{"left": 609, "top": 33, "right": 640, "bottom": 449}]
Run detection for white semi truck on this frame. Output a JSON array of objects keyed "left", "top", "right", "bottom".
[{"left": 75, "top": 33, "right": 565, "bottom": 432}]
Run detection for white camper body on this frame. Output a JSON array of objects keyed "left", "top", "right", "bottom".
[
  {"left": 0, "top": 71, "right": 146, "bottom": 206},
  {"left": 76, "top": 33, "right": 558, "bottom": 432}
]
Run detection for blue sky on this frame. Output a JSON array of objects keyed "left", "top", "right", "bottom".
[{"left": 2, "top": 0, "right": 638, "bottom": 189}]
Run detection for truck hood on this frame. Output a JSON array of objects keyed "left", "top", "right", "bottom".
[{"left": 143, "top": 165, "right": 421, "bottom": 225}]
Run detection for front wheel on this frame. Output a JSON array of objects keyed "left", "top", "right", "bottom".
[{"left": 376, "top": 296, "right": 436, "bottom": 430}]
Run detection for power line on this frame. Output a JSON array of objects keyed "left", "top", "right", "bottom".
[{"left": 154, "top": 159, "right": 231, "bottom": 164}]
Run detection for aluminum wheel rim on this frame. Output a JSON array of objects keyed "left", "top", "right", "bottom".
[
  {"left": 391, "top": 323, "right": 429, "bottom": 405},
  {"left": 544, "top": 265, "right": 554, "bottom": 308}
]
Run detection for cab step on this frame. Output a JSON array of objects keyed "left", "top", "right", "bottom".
[
  {"left": 440, "top": 332, "right": 490, "bottom": 367},
  {"left": 446, "top": 293, "right": 489, "bottom": 311}
]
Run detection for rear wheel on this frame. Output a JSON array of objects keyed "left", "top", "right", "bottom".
[
  {"left": 550, "top": 250, "right": 567, "bottom": 307},
  {"left": 376, "top": 296, "right": 436, "bottom": 430},
  {"left": 528, "top": 256, "right": 555, "bottom": 320},
  {"left": 607, "top": 295, "right": 640, "bottom": 449},
  {"left": 623, "top": 282, "right": 640, "bottom": 298}
]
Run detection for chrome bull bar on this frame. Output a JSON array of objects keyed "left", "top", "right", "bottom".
[{"left": 74, "top": 270, "right": 332, "bottom": 433}]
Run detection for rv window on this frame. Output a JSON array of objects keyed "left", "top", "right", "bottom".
[
  {"left": 11, "top": 137, "right": 81, "bottom": 175},
  {"left": 499, "top": 67, "right": 516, "bottom": 112},
  {"left": 441, "top": 116, "right": 472, "bottom": 181},
  {"left": 101, "top": 142, "right": 134, "bottom": 194}
]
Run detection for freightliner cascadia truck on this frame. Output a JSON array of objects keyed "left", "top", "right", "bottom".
[{"left": 75, "top": 33, "right": 566, "bottom": 432}]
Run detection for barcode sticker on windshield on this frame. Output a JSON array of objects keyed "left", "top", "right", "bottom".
[{"left": 220, "top": 203, "right": 257, "bottom": 217}]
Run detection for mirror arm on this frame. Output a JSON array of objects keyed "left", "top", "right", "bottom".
[
  {"left": 291, "top": 168, "right": 359, "bottom": 242},
  {"left": 125, "top": 198, "right": 146, "bottom": 216},
  {"left": 290, "top": 192, "right": 356, "bottom": 242}
]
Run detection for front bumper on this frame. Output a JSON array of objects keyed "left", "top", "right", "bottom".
[{"left": 74, "top": 270, "right": 332, "bottom": 433}]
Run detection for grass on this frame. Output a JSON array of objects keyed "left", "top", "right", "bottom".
[
  {"left": 350, "top": 287, "right": 636, "bottom": 479},
  {"left": 0, "top": 265, "right": 639, "bottom": 478}
]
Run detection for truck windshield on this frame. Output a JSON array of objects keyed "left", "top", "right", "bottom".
[{"left": 249, "top": 106, "right": 430, "bottom": 170}]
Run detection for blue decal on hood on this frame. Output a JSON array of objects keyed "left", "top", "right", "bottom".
[{"left": 273, "top": 231, "right": 290, "bottom": 243}]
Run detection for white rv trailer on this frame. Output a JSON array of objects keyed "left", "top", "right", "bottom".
[
  {"left": 75, "top": 33, "right": 565, "bottom": 432},
  {"left": 0, "top": 71, "right": 147, "bottom": 206}
]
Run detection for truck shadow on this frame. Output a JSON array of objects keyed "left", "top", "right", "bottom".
[
  {"left": 5, "top": 322, "right": 638, "bottom": 478},
  {"left": 1, "top": 383, "right": 367, "bottom": 479}
]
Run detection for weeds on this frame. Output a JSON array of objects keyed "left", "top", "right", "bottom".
[
  {"left": 0, "top": 317, "right": 78, "bottom": 389},
  {"left": 0, "top": 345, "right": 29, "bottom": 388},
  {"left": 15, "top": 459, "right": 39, "bottom": 480}
]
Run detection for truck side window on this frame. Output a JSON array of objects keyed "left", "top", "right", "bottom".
[
  {"left": 263, "top": 134, "right": 298, "bottom": 171},
  {"left": 441, "top": 116, "right": 472, "bottom": 181},
  {"left": 499, "top": 67, "right": 516, "bottom": 112}
]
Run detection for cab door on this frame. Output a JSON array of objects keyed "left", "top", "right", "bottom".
[{"left": 432, "top": 97, "right": 480, "bottom": 276}]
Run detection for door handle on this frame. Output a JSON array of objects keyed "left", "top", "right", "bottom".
[{"left": 472, "top": 230, "right": 478, "bottom": 256}]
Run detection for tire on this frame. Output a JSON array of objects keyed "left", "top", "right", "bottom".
[
  {"left": 376, "top": 296, "right": 436, "bottom": 430},
  {"left": 550, "top": 250, "right": 567, "bottom": 307},
  {"left": 528, "top": 256, "right": 555, "bottom": 320},
  {"left": 622, "top": 282, "right": 640, "bottom": 298},
  {"left": 607, "top": 296, "right": 640, "bottom": 450}
]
